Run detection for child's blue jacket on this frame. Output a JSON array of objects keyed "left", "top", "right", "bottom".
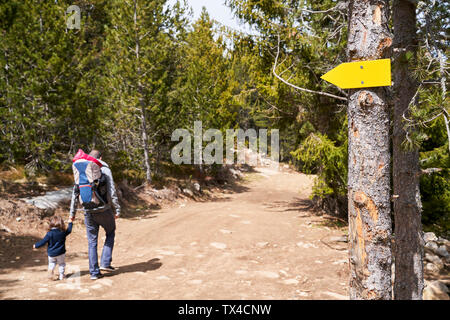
[{"left": 35, "top": 223, "right": 73, "bottom": 257}]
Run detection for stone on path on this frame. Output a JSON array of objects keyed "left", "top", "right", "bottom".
[
  {"left": 423, "top": 280, "right": 450, "bottom": 300},
  {"left": 424, "top": 232, "right": 438, "bottom": 243},
  {"left": 296, "top": 290, "right": 309, "bottom": 297},
  {"left": 425, "top": 253, "right": 444, "bottom": 269},
  {"left": 210, "top": 242, "right": 227, "bottom": 250},
  {"left": 278, "top": 270, "right": 289, "bottom": 277},
  {"left": 323, "top": 291, "right": 348, "bottom": 300},
  {"left": 256, "top": 242, "right": 269, "bottom": 248},
  {"left": 255, "top": 271, "right": 279, "bottom": 279},
  {"left": 187, "top": 279, "right": 203, "bottom": 285},
  {"left": 329, "top": 236, "right": 348, "bottom": 243},
  {"left": 156, "top": 250, "right": 175, "bottom": 256},
  {"left": 425, "top": 241, "right": 439, "bottom": 253},
  {"left": 156, "top": 275, "right": 170, "bottom": 281},
  {"left": 296, "top": 241, "right": 318, "bottom": 249},
  {"left": 281, "top": 279, "right": 299, "bottom": 285},
  {"left": 332, "top": 259, "right": 347, "bottom": 265},
  {"left": 55, "top": 283, "right": 79, "bottom": 290},
  {"left": 235, "top": 270, "right": 248, "bottom": 275},
  {"left": 425, "top": 263, "right": 440, "bottom": 274},
  {"left": 437, "top": 246, "right": 449, "bottom": 258},
  {"left": 91, "top": 284, "right": 102, "bottom": 290},
  {"left": 99, "top": 278, "right": 113, "bottom": 287},
  {"left": 38, "top": 288, "right": 49, "bottom": 293},
  {"left": 220, "top": 229, "right": 233, "bottom": 234}
]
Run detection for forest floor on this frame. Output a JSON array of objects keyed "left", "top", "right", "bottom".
[{"left": 0, "top": 164, "right": 352, "bottom": 300}]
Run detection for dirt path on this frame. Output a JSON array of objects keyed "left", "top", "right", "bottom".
[{"left": 0, "top": 166, "right": 350, "bottom": 300}]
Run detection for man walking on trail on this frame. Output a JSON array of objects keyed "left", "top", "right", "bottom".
[{"left": 69, "top": 150, "right": 121, "bottom": 280}]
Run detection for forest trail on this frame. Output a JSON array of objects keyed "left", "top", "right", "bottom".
[{"left": 0, "top": 166, "right": 350, "bottom": 300}]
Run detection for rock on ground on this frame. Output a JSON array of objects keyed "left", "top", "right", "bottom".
[{"left": 423, "top": 280, "right": 450, "bottom": 300}]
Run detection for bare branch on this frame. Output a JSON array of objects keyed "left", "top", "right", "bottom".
[
  {"left": 272, "top": 35, "right": 347, "bottom": 102},
  {"left": 421, "top": 168, "right": 443, "bottom": 175},
  {"left": 443, "top": 113, "right": 450, "bottom": 154}
]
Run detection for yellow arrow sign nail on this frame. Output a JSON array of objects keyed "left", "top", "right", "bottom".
[{"left": 321, "top": 59, "right": 391, "bottom": 89}]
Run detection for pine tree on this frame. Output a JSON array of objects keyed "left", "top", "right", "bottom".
[
  {"left": 0, "top": 0, "right": 109, "bottom": 171},
  {"left": 103, "top": 0, "right": 188, "bottom": 182},
  {"left": 346, "top": 0, "right": 393, "bottom": 299},
  {"left": 392, "top": 0, "right": 424, "bottom": 300}
]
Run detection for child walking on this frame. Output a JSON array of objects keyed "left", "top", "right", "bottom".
[{"left": 33, "top": 215, "right": 73, "bottom": 280}]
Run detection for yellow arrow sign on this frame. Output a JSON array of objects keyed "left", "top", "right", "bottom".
[{"left": 321, "top": 59, "right": 391, "bottom": 89}]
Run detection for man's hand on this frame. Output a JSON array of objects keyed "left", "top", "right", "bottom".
[{"left": 68, "top": 216, "right": 74, "bottom": 223}]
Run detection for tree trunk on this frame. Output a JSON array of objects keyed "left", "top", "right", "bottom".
[
  {"left": 392, "top": 0, "right": 424, "bottom": 300},
  {"left": 140, "top": 106, "right": 152, "bottom": 183},
  {"left": 134, "top": 0, "right": 152, "bottom": 183},
  {"left": 437, "top": 50, "right": 450, "bottom": 154},
  {"left": 347, "top": 0, "right": 393, "bottom": 300}
]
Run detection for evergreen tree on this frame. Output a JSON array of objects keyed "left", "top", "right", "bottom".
[
  {"left": 0, "top": 0, "right": 109, "bottom": 173},
  {"left": 392, "top": 0, "right": 424, "bottom": 300},
  {"left": 102, "top": 0, "right": 188, "bottom": 182}
]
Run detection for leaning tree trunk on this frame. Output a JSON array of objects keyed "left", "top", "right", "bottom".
[
  {"left": 392, "top": 0, "right": 424, "bottom": 300},
  {"left": 347, "top": 0, "right": 393, "bottom": 300}
]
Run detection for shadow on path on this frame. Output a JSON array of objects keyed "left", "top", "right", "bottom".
[
  {"left": 69, "top": 258, "right": 163, "bottom": 278},
  {"left": 112, "top": 258, "right": 162, "bottom": 275}
]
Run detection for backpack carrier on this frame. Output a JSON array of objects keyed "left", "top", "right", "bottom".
[{"left": 72, "top": 149, "right": 107, "bottom": 210}]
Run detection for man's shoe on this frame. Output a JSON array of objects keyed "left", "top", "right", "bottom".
[
  {"left": 90, "top": 273, "right": 103, "bottom": 280},
  {"left": 100, "top": 266, "right": 116, "bottom": 272}
]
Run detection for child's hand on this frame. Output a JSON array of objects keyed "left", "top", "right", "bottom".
[{"left": 68, "top": 217, "right": 74, "bottom": 223}]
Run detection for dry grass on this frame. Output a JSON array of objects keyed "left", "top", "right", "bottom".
[{"left": 0, "top": 165, "right": 27, "bottom": 182}]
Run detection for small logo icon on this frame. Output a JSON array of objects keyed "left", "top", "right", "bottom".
[{"left": 66, "top": 5, "right": 81, "bottom": 30}]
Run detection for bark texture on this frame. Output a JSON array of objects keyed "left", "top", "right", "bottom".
[
  {"left": 347, "top": 0, "right": 393, "bottom": 300},
  {"left": 393, "top": 0, "right": 423, "bottom": 300}
]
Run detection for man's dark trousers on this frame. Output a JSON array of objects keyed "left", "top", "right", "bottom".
[{"left": 84, "top": 208, "right": 116, "bottom": 276}]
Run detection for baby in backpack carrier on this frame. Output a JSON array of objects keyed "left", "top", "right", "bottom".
[{"left": 33, "top": 215, "right": 73, "bottom": 280}]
